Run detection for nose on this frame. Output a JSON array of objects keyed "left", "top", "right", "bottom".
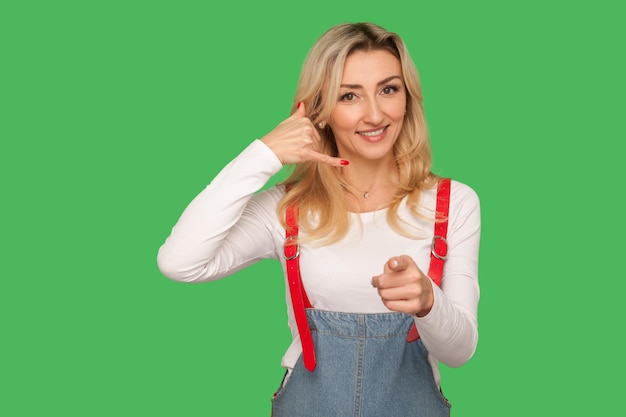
[{"left": 363, "top": 98, "right": 384, "bottom": 125}]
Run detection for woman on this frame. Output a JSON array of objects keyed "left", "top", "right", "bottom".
[{"left": 158, "top": 22, "right": 480, "bottom": 416}]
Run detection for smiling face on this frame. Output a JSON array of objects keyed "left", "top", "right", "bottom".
[{"left": 328, "top": 49, "right": 407, "bottom": 164}]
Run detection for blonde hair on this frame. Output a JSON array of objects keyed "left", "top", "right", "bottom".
[{"left": 278, "top": 22, "right": 438, "bottom": 244}]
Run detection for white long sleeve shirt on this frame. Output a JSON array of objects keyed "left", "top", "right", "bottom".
[{"left": 157, "top": 140, "right": 481, "bottom": 386}]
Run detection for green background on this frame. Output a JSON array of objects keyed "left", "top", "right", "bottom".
[{"left": 2, "top": 0, "right": 624, "bottom": 415}]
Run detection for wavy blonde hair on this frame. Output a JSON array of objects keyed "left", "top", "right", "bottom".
[{"left": 278, "top": 22, "right": 438, "bottom": 244}]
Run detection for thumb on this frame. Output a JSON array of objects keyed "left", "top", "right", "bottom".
[
  {"left": 307, "top": 151, "right": 350, "bottom": 168},
  {"left": 383, "top": 256, "right": 409, "bottom": 273},
  {"left": 291, "top": 101, "right": 306, "bottom": 118}
]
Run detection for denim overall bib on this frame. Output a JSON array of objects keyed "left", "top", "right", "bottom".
[
  {"left": 273, "top": 179, "right": 452, "bottom": 416},
  {"left": 271, "top": 310, "right": 451, "bottom": 417}
]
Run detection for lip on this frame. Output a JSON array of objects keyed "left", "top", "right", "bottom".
[{"left": 357, "top": 126, "right": 388, "bottom": 142}]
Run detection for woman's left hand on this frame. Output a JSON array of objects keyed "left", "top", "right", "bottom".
[{"left": 371, "top": 255, "right": 434, "bottom": 317}]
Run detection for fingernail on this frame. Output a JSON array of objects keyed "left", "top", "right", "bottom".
[
  {"left": 392, "top": 259, "right": 398, "bottom": 269},
  {"left": 297, "top": 101, "right": 302, "bottom": 109},
  {"left": 340, "top": 159, "right": 349, "bottom": 166}
]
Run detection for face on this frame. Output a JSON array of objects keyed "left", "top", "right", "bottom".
[{"left": 328, "top": 49, "right": 406, "bottom": 164}]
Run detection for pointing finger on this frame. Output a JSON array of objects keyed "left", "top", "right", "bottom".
[{"left": 371, "top": 274, "right": 381, "bottom": 288}]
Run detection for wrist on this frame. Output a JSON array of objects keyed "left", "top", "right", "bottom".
[
  {"left": 414, "top": 290, "right": 435, "bottom": 318},
  {"left": 414, "top": 305, "right": 432, "bottom": 318}
]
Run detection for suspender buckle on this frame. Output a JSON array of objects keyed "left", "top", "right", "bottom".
[
  {"left": 431, "top": 235, "right": 448, "bottom": 260},
  {"left": 284, "top": 235, "right": 300, "bottom": 260}
]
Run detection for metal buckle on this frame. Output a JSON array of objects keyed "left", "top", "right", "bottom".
[
  {"left": 431, "top": 235, "right": 448, "bottom": 260},
  {"left": 284, "top": 235, "right": 300, "bottom": 260}
]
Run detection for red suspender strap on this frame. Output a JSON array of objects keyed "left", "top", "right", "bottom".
[
  {"left": 284, "top": 203, "right": 316, "bottom": 371},
  {"left": 429, "top": 177, "right": 451, "bottom": 286},
  {"left": 406, "top": 178, "right": 451, "bottom": 343}
]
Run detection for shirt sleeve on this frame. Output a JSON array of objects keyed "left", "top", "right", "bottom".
[
  {"left": 414, "top": 181, "right": 481, "bottom": 367},
  {"left": 157, "top": 140, "right": 284, "bottom": 283}
]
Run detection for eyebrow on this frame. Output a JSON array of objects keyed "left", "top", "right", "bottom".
[{"left": 340, "top": 75, "right": 402, "bottom": 89}]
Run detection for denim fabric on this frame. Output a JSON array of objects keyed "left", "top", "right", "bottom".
[{"left": 272, "top": 310, "right": 451, "bottom": 417}]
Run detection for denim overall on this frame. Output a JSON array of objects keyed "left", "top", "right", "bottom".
[
  {"left": 271, "top": 310, "right": 451, "bottom": 417},
  {"left": 273, "top": 179, "right": 452, "bottom": 416}
]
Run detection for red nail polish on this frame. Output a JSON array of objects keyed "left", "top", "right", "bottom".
[
  {"left": 297, "top": 101, "right": 302, "bottom": 109},
  {"left": 340, "top": 160, "right": 349, "bottom": 166}
]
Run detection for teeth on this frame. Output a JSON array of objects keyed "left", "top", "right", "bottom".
[{"left": 360, "top": 127, "right": 385, "bottom": 137}]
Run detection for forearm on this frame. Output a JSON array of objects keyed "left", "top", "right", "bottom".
[{"left": 414, "top": 282, "right": 479, "bottom": 367}]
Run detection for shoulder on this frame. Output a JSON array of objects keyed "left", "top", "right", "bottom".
[
  {"left": 448, "top": 179, "right": 481, "bottom": 226},
  {"left": 450, "top": 180, "right": 480, "bottom": 207}
]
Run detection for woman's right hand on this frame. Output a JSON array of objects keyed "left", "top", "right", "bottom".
[{"left": 261, "top": 102, "right": 348, "bottom": 167}]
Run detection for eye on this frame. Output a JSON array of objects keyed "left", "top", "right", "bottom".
[
  {"left": 339, "top": 92, "right": 356, "bottom": 101},
  {"left": 382, "top": 85, "right": 399, "bottom": 95}
]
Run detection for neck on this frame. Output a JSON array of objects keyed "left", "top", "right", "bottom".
[
  {"left": 339, "top": 158, "right": 399, "bottom": 211},
  {"left": 341, "top": 157, "right": 397, "bottom": 190}
]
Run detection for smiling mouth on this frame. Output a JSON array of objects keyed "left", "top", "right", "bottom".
[{"left": 358, "top": 126, "right": 387, "bottom": 137}]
